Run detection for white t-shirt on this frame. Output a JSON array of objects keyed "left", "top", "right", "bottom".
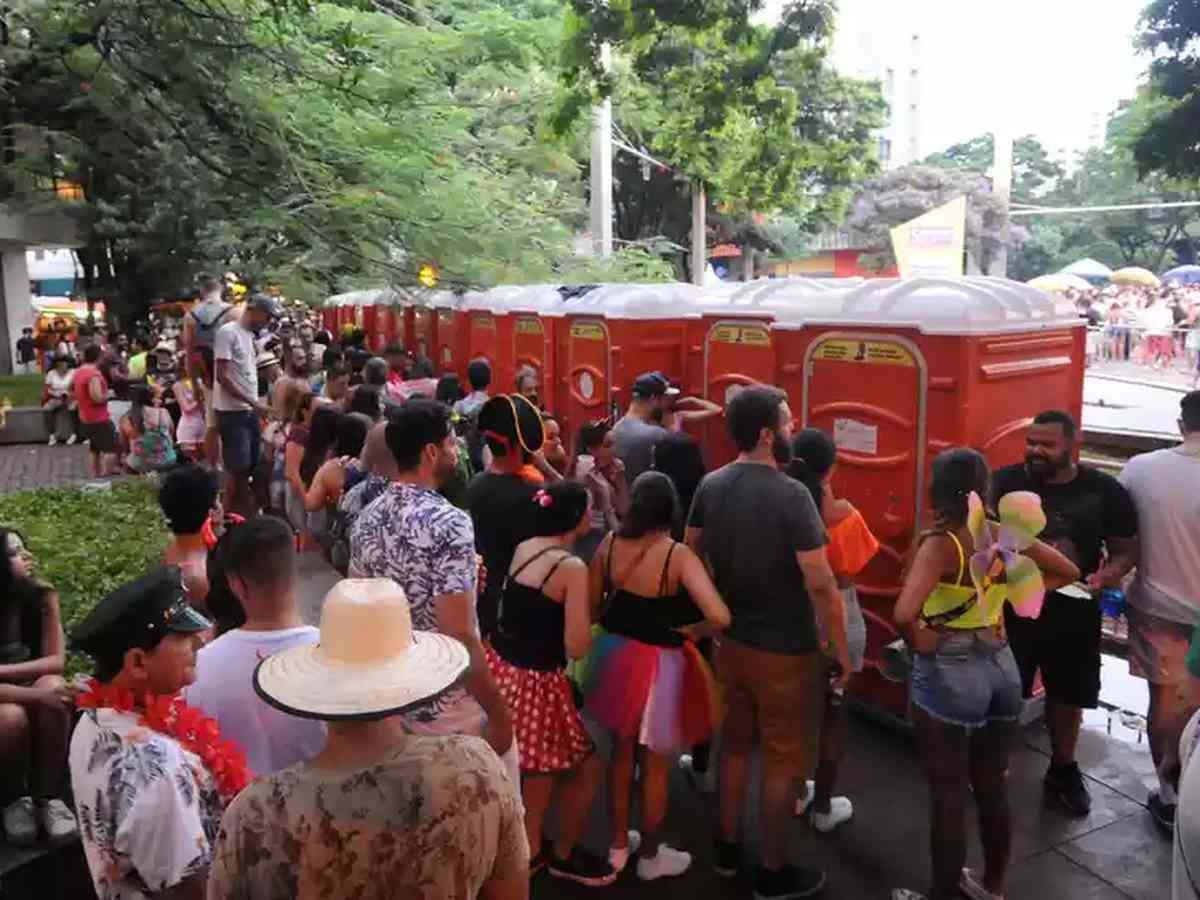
[
  {"left": 212, "top": 320, "right": 258, "bottom": 412},
  {"left": 1120, "top": 446, "right": 1200, "bottom": 625},
  {"left": 45, "top": 368, "right": 74, "bottom": 402},
  {"left": 1142, "top": 304, "right": 1175, "bottom": 337},
  {"left": 185, "top": 626, "right": 326, "bottom": 775}
]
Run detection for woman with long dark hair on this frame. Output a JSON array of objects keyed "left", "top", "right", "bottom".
[
  {"left": 119, "top": 382, "right": 177, "bottom": 473},
  {"left": 583, "top": 472, "right": 729, "bottom": 880},
  {"left": 304, "top": 412, "right": 372, "bottom": 513},
  {"left": 483, "top": 481, "right": 616, "bottom": 886},
  {"left": 651, "top": 431, "right": 706, "bottom": 537},
  {"left": 0, "top": 527, "right": 77, "bottom": 846},
  {"left": 785, "top": 428, "right": 879, "bottom": 830},
  {"left": 891, "top": 449, "right": 1080, "bottom": 900}
]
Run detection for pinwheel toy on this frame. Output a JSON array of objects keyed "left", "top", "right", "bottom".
[{"left": 966, "top": 490, "right": 1048, "bottom": 619}]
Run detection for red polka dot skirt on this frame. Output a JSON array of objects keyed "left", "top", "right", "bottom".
[{"left": 485, "top": 644, "right": 594, "bottom": 775}]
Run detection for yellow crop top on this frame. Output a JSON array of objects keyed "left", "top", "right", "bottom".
[{"left": 919, "top": 531, "right": 1008, "bottom": 629}]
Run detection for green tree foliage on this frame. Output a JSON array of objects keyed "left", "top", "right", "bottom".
[
  {"left": 921, "top": 134, "right": 1065, "bottom": 201},
  {"left": 1132, "top": 0, "right": 1200, "bottom": 178},
  {"left": 844, "top": 166, "right": 1026, "bottom": 273},
  {"left": 1, "top": 0, "right": 669, "bottom": 320},
  {"left": 558, "top": 0, "right": 885, "bottom": 267}
]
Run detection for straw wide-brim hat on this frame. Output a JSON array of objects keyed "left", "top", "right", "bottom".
[{"left": 254, "top": 578, "right": 469, "bottom": 721}]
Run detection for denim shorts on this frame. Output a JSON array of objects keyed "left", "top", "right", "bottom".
[
  {"left": 216, "top": 410, "right": 262, "bottom": 475},
  {"left": 910, "top": 631, "right": 1022, "bottom": 729}
]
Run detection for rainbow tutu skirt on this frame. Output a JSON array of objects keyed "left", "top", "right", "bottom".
[{"left": 580, "top": 630, "right": 721, "bottom": 754}]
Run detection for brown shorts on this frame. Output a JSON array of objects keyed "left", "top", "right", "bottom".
[
  {"left": 1127, "top": 606, "right": 1194, "bottom": 685},
  {"left": 715, "top": 637, "right": 823, "bottom": 776}
]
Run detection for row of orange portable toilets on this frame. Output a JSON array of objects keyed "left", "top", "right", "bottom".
[{"left": 323, "top": 277, "right": 1085, "bottom": 723}]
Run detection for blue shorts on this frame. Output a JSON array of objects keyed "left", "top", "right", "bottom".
[
  {"left": 910, "top": 631, "right": 1022, "bottom": 729},
  {"left": 216, "top": 410, "right": 261, "bottom": 475}
]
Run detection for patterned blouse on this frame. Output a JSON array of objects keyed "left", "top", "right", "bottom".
[
  {"left": 207, "top": 735, "right": 529, "bottom": 900},
  {"left": 69, "top": 708, "right": 224, "bottom": 899},
  {"left": 349, "top": 482, "right": 483, "bottom": 732}
]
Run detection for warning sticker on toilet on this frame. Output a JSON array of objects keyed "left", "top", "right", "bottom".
[
  {"left": 711, "top": 325, "right": 770, "bottom": 346},
  {"left": 473, "top": 314, "right": 495, "bottom": 329},
  {"left": 570, "top": 322, "right": 606, "bottom": 341},
  {"left": 814, "top": 339, "right": 915, "bottom": 366},
  {"left": 515, "top": 317, "right": 544, "bottom": 335},
  {"left": 833, "top": 418, "right": 879, "bottom": 455}
]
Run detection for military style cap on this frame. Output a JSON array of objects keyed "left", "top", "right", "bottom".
[{"left": 71, "top": 566, "right": 211, "bottom": 660}]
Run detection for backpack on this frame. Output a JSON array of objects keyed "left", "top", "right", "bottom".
[
  {"left": 189, "top": 302, "right": 235, "bottom": 384},
  {"left": 456, "top": 405, "right": 485, "bottom": 475}
]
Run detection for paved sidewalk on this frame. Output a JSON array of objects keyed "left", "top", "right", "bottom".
[
  {"left": 1090, "top": 357, "right": 1198, "bottom": 391},
  {"left": 0, "top": 443, "right": 95, "bottom": 494}
]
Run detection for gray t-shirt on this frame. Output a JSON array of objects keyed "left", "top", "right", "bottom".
[
  {"left": 612, "top": 415, "right": 669, "bottom": 483},
  {"left": 688, "top": 461, "right": 827, "bottom": 654},
  {"left": 213, "top": 320, "right": 258, "bottom": 412}
]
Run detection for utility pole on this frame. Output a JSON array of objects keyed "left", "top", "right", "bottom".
[
  {"left": 691, "top": 182, "right": 706, "bottom": 287},
  {"left": 990, "top": 129, "right": 1013, "bottom": 278},
  {"left": 589, "top": 43, "right": 613, "bottom": 258}
]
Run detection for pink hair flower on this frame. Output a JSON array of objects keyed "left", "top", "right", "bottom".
[{"left": 534, "top": 489, "right": 552, "bottom": 507}]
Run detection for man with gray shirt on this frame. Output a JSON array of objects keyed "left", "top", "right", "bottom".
[
  {"left": 686, "top": 385, "right": 849, "bottom": 899},
  {"left": 214, "top": 294, "right": 278, "bottom": 516},
  {"left": 612, "top": 371, "right": 676, "bottom": 483}
]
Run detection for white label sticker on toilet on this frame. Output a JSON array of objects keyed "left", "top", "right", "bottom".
[
  {"left": 579, "top": 372, "right": 594, "bottom": 400},
  {"left": 833, "top": 418, "right": 878, "bottom": 455}
]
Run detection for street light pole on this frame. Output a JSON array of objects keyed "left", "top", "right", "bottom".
[
  {"left": 589, "top": 43, "right": 613, "bottom": 258},
  {"left": 991, "top": 128, "right": 1013, "bottom": 277},
  {"left": 691, "top": 182, "right": 706, "bottom": 287}
]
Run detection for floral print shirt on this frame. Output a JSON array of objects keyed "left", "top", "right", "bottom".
[
  {"left": 207, "top": 735, "right": 528, "bottom": 900},
  {"left": 349, "top": 483, "right": 484, "bottom": 733},
  {"left": 69, "top": 707, "right": 224, "bottom": 899}
]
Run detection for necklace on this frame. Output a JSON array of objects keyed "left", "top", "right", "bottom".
[{"left": 76, "top": 679, "right": 252, "bottom": 800}]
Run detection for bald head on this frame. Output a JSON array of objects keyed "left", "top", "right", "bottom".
[{"left": 362, "top": 421, "right": 398, "bottom": 478}]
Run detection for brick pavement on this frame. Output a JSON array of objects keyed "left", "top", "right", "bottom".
[{"left": 0, "top": 443, "right": 95, "bottom": 494}]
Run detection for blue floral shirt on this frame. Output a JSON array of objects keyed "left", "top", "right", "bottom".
[{"left": 349, "top": 482, "right": 483, "bottom": 731}]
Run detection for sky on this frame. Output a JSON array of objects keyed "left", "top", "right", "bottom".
[{"left": 759, "top": 0, "right": 1149, "bottom": 161}]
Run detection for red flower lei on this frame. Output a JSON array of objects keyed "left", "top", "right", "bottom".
[{"left": 76, "top": 679, "right": 253, "bottom": 800}]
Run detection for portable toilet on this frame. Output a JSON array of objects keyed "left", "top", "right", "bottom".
[
  {"left": 487, "top": 285, "right": 565, "bottom": 407},
  {"left": 559, "top": 283, "right": 702, "bottom": 433},
  {"left": 432, "top": 293, "right": 462, "bottom": 375},
  {"left": 691, "top": 282, "right": 784, "bottom": 467},
  {"left": 460, "top": 289, "right": 504, "bottom": 389},
  {"left": 775, "top": 276, "right": 1083, "bottom": 722}
]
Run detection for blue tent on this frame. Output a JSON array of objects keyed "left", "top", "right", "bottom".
[{"left": 1162, "top": 265, "right": 1200, "bottom": 284}]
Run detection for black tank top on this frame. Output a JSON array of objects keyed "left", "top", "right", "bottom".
[
  {"left": 599, "top": 539, "right": 702, "bottom": 648},
  {"left": 491, "top": 546, "right": 573, "bottom": 671}
]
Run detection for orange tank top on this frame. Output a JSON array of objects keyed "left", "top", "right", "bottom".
[{"left": 825, "top": 507, "right": 880, "bottom": 579}]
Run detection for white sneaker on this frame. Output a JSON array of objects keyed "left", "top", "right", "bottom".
[
  {"left": 794, "top": 779, "right": 815, "bottom": 816},
  {"left": 3, "top": 797, "right": 37, "bottom": 846},
  {"left": 37, "top": 799, "right": 78, "bottom": 845},
  {"left": 608, "top": 830, "right": 641, "bottom": 873},
  {"left": 66, "top": 434, "right": 77, "bottom": 445},
  {"left": 811, "top": 796, "right": 853, "bottom": 832},
  {"left": 892, "top": 890, "right": 927, "bottom": 900},
  {"left": 48, "top": 435, "right": 57, "bottom": 447},
  {"left": 636, "top": 844, "right": 692, "bottom": 881},
  {"left": 959, "top": 868, "right": 1004, "bottom": 900}
]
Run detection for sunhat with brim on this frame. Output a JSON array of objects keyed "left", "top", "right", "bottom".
[{"left": 254, "top": 578, "right": 469, "bottom": 721}]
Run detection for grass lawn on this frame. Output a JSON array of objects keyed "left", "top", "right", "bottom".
[
  {"left": 0, "top": 480, "right": 168, "bottom": 674},
  {"left": 0, "top": 373, "right": 46, "bottom": 408}
]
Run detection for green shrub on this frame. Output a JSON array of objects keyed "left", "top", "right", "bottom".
[
  {"left": 0, "top": 373, "right": 47, "bottom": 408},
  {"left": 0, "top": 480, "right": 168, "bottom": 674}
]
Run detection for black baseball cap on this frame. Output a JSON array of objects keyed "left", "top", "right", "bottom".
[
  {"left": 632, "top": 371, "right": 679, "bottom": 400},
  {"left": 72, "top": 566, "right": 212, "bottom": 661}
]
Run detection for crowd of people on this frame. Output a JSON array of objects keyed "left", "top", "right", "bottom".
[
  {"left": 1071, "top": 282, "right": 1200, "bottom": 382},
  {"left": 4, "top": 272, "right": 1200, "bottom": 900}
]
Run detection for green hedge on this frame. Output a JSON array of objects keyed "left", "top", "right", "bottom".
[
  {"left": 0, "top": 480, "right": 168, "bottom": 674},
  {"left": 0, "top": 373, "right": 47, "bottom": 408}
]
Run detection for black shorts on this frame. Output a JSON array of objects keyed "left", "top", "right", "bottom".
[
  {"left": 80, "top": 420, "right": 118, "bottom": 454},
  {"left": 216, "top": 410, "right": 262, "bottom": 475},
  {"left": 1004, "top": 592, "right": 1102, "bottom": 709}
]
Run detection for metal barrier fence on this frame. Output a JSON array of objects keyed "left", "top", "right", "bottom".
[{"left": 1086, "top": 324, "right": 1200, "bottom": 366}]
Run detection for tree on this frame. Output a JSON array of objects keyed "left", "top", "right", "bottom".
[
  {"left": 2, "top": 0, "right": 667, "bottom": 321},
  {"left": 844, "top": 166, "right": 1027, "bottom": 273},
  {"left": 1132, "top": 0, "right": 1200, "bottom": 179},
  {"left": 921, "top": 134, "right": 1065, "bottom": 201},
  {"left": 557, "top": 0, "right": 885, "bottom": 272}
]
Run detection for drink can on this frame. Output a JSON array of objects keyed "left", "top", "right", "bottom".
[{"left": 1099, "top": 587, "right": 1126, "bottom": 619}]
